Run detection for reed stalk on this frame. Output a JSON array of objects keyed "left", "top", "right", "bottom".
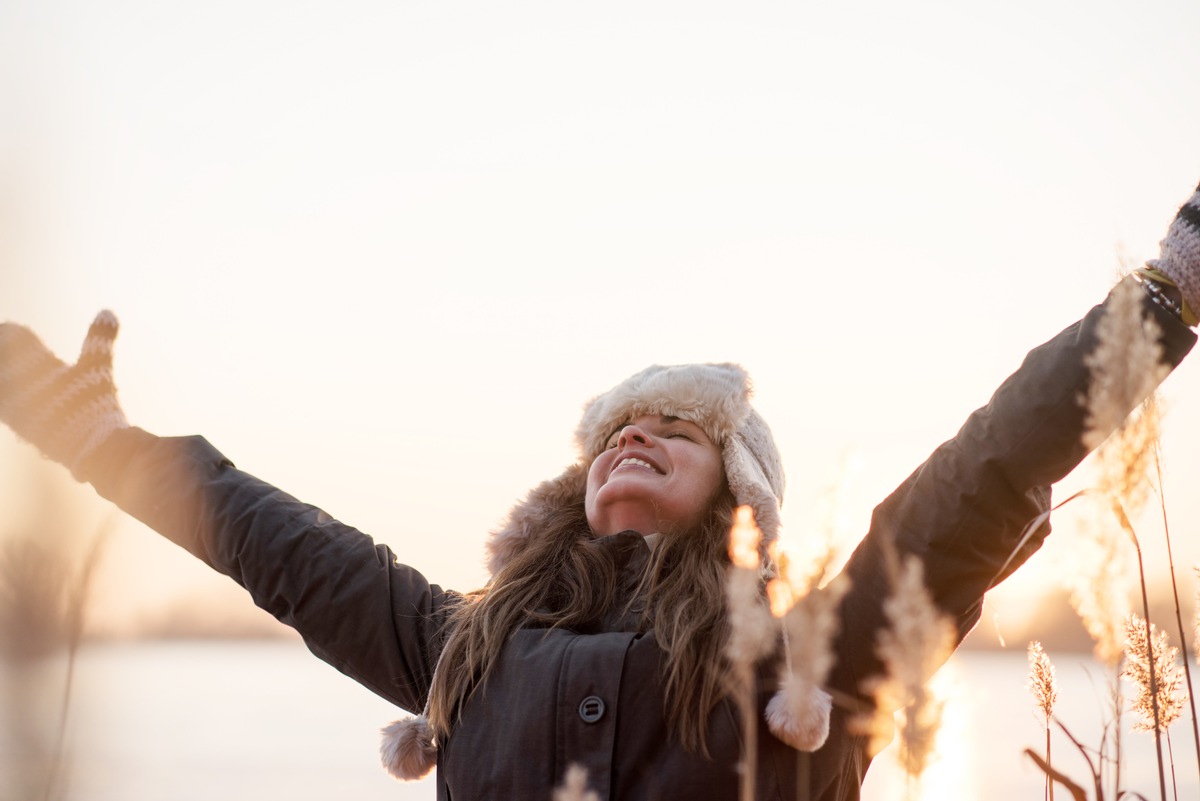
[
  {"left": 1110, "top": 671, "right": 1123, "bottom": 799},
  {"left": 1028, "top": 641, "right": 1059, "bottom": 801},
  {"left": 725, "top": 507, "right": 774, "bottom": 801},
  {"left": 1167, "top": 732, "right": 1178, "bottom": 801},
  {"left": 1024, "top": 748, "right": 1088, "bottom": 801},
  {"left": 42, "top": 518, "right": 112, "bottom": 801},
  {"left": 1110, "top": 501, "right": 1168, "bottom": 801},
  {"left": 1151, "top": 445, "right": 1200, "bottom": 782}
]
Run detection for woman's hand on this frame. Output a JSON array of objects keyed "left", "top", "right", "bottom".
[
  {"left": 1147, "top": 182, "right": 1200, "bottom": 325},
  {"left": 0, "top": 310, "right": 129, "bottom": 477}
]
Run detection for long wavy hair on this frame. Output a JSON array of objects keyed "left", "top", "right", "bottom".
[{"left": 426, "top": 487, "right": 738, "bottom": 754}]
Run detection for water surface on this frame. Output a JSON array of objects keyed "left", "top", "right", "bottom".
[{"left": 27, "top": 642, "right": 1198, "bottom": 800}]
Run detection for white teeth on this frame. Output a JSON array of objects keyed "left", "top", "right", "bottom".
[{"left": 617, "top": 457, "right": 657, "bottom": 472}]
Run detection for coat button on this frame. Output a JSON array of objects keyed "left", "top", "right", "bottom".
[{"left": 578, "top": 696, "right": 605, "bottom": 723}]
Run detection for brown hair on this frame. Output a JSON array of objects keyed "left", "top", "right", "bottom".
[{"left": 426, "top": 490, "right": 737, "bottom": 754}]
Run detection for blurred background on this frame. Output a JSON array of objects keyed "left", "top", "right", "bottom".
[{"left": 4, "top": 1, "right": 1200, "bottom": 798}]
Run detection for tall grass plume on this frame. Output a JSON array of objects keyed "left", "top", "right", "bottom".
[
  {"left": 725, "top": 506, "right": 774, "bottom": 801},
  {"left": 1123, "top": 614, "right": 1186, "bottom": 735},
  {"left": 1081, "top": 277, "right": 1169, "bottom": 515},
  {"left": 765, "top": 539, "right": 849, "bottom": 753},
  {"left": 1027, "top": 641, "right": 1059, "bottom": 801},
  {"left": 1065, "top": 509, "right": 1136, "bottom": 666},
  {"left": 853, "top": 540, "right": 955, "bottom": 795}
]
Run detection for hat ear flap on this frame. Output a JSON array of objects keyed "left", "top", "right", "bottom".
[
  {"left": 486, "top": 462, "right": 589, "bottom": 576},
  {"left": 723, "top": 432, "right": 782, "bottom": 545}
]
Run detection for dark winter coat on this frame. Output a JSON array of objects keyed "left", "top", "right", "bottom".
[{"left": 84, "top": 285, "right": 1195, "bottom": 800}]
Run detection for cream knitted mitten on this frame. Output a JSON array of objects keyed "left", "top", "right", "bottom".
[
  {"left": 0, "top": 310, "right": 129, "bottom": 477},
  {"left": 1147, "top": 182, "right": 1200, "bottom": 322}
]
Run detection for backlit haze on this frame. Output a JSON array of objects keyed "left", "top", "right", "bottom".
[{"left": 4, "top": 0, "right": 1200, "bottom": 648}]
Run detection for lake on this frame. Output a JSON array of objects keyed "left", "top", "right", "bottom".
[{"left": 6, "top": 641, "right": 1196, "bottom": 800}]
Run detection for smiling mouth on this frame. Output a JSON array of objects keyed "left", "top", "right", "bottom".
[{"left": 614, "top": 457, "right": 662, "bottom": 474}]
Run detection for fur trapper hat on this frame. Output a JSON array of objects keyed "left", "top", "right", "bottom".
[
  {"left": 488, "top": 362, "right": 785, "bottom": 573},
  {"left": 381, "top": 363, "right": 811, "bottom": 781}
]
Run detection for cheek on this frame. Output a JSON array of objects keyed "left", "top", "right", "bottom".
[
  {"left": 702, "top": 450, "right": 726, "bottom": 497},
  {"left": 584, "top": 455, "right": 609, "bottom": 506}
]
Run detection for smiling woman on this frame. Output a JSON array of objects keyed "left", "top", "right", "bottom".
[{"left": 1, "top": 222, "right": 1199, "bottom": 799}]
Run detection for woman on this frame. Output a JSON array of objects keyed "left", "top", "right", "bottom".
[{"left": 2, "top": 185, "right": 1200, "bottom": 800}]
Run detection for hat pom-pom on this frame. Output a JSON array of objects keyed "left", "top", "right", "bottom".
[
  {"left": 380, "top": 715, "right": 437, "bottom": 780},
  {"left": 765, "top": 679, "right": 832, "bottom": 752}
]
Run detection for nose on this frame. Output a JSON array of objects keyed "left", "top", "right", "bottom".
[{"left": 617, "top": 423, "right": 651, "bottom": 448}]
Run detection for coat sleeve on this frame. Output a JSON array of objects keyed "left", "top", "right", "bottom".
[
  {"left": 82, "top": 428, "right": 456, "bottom": 714},
  {"left": 829, "top": 283, "right": 1196, "bottom": 697}
]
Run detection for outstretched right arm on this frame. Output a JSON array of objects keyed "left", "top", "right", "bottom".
[{"left": 0, "top": 315, "right": 455, "bottom": 715}]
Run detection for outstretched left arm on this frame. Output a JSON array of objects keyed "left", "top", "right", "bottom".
[{"left": 828, "top": 180, "right": 1200, "bottom": 701}]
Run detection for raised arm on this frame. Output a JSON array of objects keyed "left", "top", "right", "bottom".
[
  {"left": 0, "top": 314, "right": 454, "bottom": 714},
  {"left": 830, "top": 183, "right": 1200, "bottom": 698}
]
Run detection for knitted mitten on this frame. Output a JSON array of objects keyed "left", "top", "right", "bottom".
[
  {"left": 0, "top": 310, "right": 129, "bottom": 477},
  {"left": 1147, "top": 182, "right": 1200, "bottom": 323}
]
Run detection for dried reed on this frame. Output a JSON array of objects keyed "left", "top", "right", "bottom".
[
  {"left": 1027, "top": 718, "right": 1107, "bottom": 801},
  {"left": 1123, "top": 614, "right": 1186, "bottom": 735},
  {"left": 1068, "top": 273, "right": 1179, "bottom": 800},
  {"left": 553, "top": 764, "right": 600, "bottom": 801},
  {"left": 1025, "top": 271, "right": 1175, "bottom": 800},
  {"left": 1028, "top": 641, "right": 1059, "bottom": 801},
  {"left": 1193, "top": 566, "right": 1200, "bottom": 670},
  {"left": 1028, "top": 641, "right": 1060, "bottom": 721},
  {"left": 725, "top": 506, "right": 774, "bottom": 801},
  {"left": 0, "top": 514, "right": 110, "bottom": 801},
  {"left": 854, "top": 540, "right": 955, "bottom": 797},
  {"left": 1151, "top": 445, "right": 1200, "bottom": 782},
  {"left": 1065, "top": 508, "right": 1135, "bottom": 667},
  {"left": 1124, "top": 613, "right": 1187, "bottom": 800},
  {"left": 764, "top": 536, "right": 848, "bottom": 755},
  {"left": 1081, "top": 278, "right": 1168, "bottom": 514},
  {"left": 1109, "top": 501, "right": 1169, "bottom": 801}
]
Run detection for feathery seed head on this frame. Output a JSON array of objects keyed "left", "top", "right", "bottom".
[
  {"left": 1026, "top": 641, "right": 1058, "bottom": 721},
  {"left": 853, "top": 553, "right": 954, "bottom": 781},
  {"left": 1066, "top": 512, "right": 1135, "bottom": 665},
  {"left": 1122, "top": 613, "right": 1187, "bottom": 733},
  {"left": 1082, "top": 278, "right": 1169, "bottom": 514},
  {"left": 729, "top": 505, "right": 762, "bottom": 570},
  {"left": 725, "top": 506, "right": 774, "bottom": 665}
]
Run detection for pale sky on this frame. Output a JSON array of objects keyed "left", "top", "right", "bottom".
[{"left": 4, "top": 0, "right": 1200, "bottom": 641}]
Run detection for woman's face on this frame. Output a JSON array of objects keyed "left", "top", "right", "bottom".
[{"left": 585, "top": 413, "right": 726, "bottom": 538}]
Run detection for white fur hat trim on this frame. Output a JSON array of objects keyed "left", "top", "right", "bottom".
[{"left": 575, "top": 363, "right": 754, "bottom": 458}]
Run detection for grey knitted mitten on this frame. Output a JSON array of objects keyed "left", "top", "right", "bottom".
[
  {"left": 0, "top": 310, "right": 129, "bottom": 477},
  {"left": 1147, "top": 182, "right": 1200, "bottom": 321}
]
